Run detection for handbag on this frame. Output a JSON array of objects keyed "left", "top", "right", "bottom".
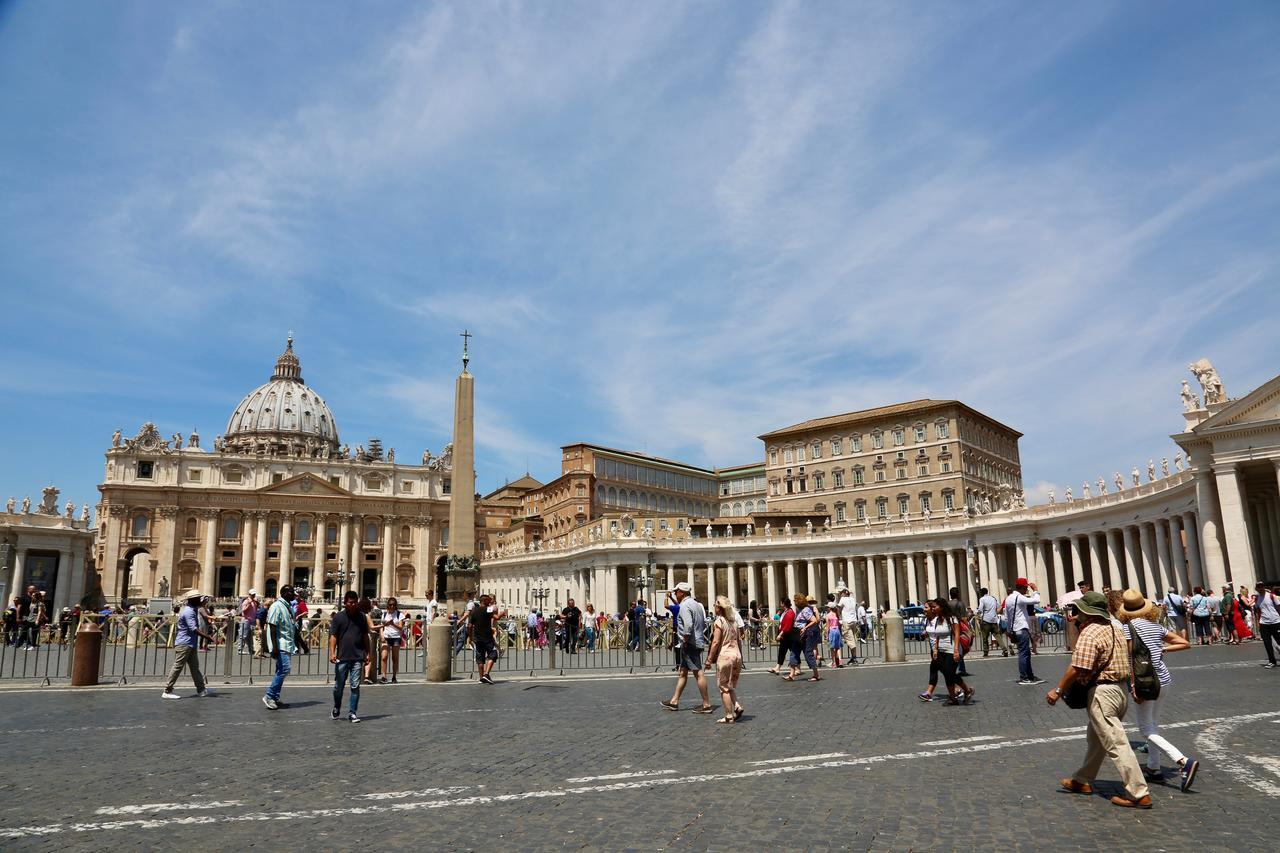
[{"left": 1063, "top": 626, "right": 1114, "bottom": 710}]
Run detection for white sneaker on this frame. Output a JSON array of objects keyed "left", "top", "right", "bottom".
[{"left": 161, "top": 691, "right": 181, "bottom": 700}]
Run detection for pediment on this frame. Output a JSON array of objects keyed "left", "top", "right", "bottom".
[
  {"left": 1195, "top": 372, "right": 1280, "bottom": 432},
  {"left": 257, "top": 473, "right": 352, "bottom": 497}
]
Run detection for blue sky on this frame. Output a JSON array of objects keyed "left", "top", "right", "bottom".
[{"left": 2, "top": 1, "right": 1279, "bottom": 515}]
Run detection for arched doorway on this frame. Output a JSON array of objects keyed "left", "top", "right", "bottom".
[{"left": 120, "top": 547, "right": 151, "bottom": 605}]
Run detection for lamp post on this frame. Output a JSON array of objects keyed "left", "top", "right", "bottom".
[
  {"left": 326, "top": 557, "right": 351, "bottom": 603},
  {"left": 531, "top": 577, "right": 551, "bottom": 612},
  {"left": 633, "top": 553, "right": 655, "bottom": 662}
]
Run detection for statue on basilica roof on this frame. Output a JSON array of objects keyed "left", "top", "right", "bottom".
[{"left": 1188, "top": 358, "right": 1226, "bottom": 405}]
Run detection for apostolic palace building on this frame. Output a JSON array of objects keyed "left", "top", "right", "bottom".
[{"left": 3, "top": 346, "right": 1277, "bottom": 619}]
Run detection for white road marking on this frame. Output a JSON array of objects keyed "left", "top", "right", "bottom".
[
  {"left": 1051, "top": 725, "right": 1088, "bottom": 733},
  {"left": 94, "top": 801, "right": 240, "bottom": 816},
  {"left": 357, "top": 787, "right": 470, "bottom": 801},
  {"left": 918, "top": 735, "right": 1005, "bottom": 746},
  {"left": 565, "top": 770, "right": 676, "bottom": 783},
  {"left": 748, "top": 752, "right": 847, "bottom": 766},
  {"left": 1244, "top": 756, "right": 1280, "bottom": 779},
  {"left": 1195, "top": 712, "right": 1280, "bottom": 798},
  {"left": 5, "top": 710, "right": 1280, "bottom": 839}
]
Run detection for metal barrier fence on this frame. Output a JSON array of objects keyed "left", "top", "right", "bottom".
[{"left": 0, "top": 611, "right": 1068, "bottom": 684}]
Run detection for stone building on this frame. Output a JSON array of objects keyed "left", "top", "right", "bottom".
[
  {"left": 0, "top": 487, "right": 95, "bottom": 612},
  {"left": 760, "top": 399, "right": 1022, "bottom": 521},
  {"left": 94, "top": 338, "right": 474, "bottom": 605},
  {"left": 481, "top": 363, "right": 1275, "bottom": 618}
]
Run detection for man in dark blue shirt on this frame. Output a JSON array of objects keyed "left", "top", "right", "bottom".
[{"left": 162, "top": 590, "right": 214, "bottom": 700}]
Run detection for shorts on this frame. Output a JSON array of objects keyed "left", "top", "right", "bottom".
[
  {"left": 385, "top": 637, "right": 403, "bottom": 648},
  {"left": 676, "top": 645, "right": 704, "bottom": 672},
  {"left": 474, "top": 638, "right": 499, "bottom": 663}
]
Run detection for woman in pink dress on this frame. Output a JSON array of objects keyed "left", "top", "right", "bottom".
[{"left": 707, "top": 595, "right": 744, "bottom": 724}]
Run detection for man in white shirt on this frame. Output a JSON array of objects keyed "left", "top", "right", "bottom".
[
  {"left": 976, "top": 587, "right": 1007, "bottom": 657},
  {"left": 860, "top": 602, "right": 874, "bottom": 639},
  {"left": 836, "top": 583, "right": 859, "bottom": 665},
  {"left": 1004, "top": 578, "right": 1043, "bottom": 685},
  {"left": 1255, "top": 582, "right": 1280, "bottom": 668}
]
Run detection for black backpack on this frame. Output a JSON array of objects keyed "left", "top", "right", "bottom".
[{"left": 1131, "top": 628, "right": 1161, "bottom": 701}]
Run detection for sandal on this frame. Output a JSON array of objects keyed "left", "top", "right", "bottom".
[
  {"left": 659, "top": 700, "right": 679, "bottom": 711},
  {"left": 781, "top": 675, "right": 796, "bottom": 681},
  {"left": 734, "top": 707, "right": 744, "bottom": 721},
  {"left": 807, "top": 676, "right": 821, "bottom": 682},
  {"left": 692, "top": 706, "right": 715, "bottom": 715},
  {"left": 715, "top": 717, "right": 736, "bottom": 724},
  {"left": 963, "top": 689, "right": 975, "bottom": 705}
]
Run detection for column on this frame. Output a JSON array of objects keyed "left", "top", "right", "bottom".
[
  {"left": 726, "top": 561, "right": 738, "bottom": 605},
  {"left": 1014, "top": 541, "right": 1027, "bottom": 583},
  {"left": 279, "top": 514, "right": 294, "bottom": 592},
  {"left": 1194, "top": 468, "right": 1228, "bottom": 591},
  {"left": 338, "top": 515, "right": 353, "bottom": 594},
  {"left": 1068, "top": 535, "right": 1084, "bottom": 590},
  {"left": 253, "top": 514, "right": 268, "bottom": 595},
  {"left": 1168, "top": 515, "right": 1188, "bottom": 592},
  {"left": 1121, "top": 526, "right": 1139, "bottom": 590},
  {"left": 746, "top": 562, "right": 759, "bottom": 606},
  {"left": 885, "top": 555, "right": 900, "bottom": 609},
  {"left": 381, "top": 519, "right": 395, "bottom": 599},
  {"left": 1102, "top": 530, "right": 1122, "bottom": 590},
  {"left": 201, "top": 511, "right": 218, "bottom": 595},
  {"left": 1051, "top": 539, "right": 1067, "bottom": 603},
  {"left": 1031, "top": 540, "right": 1048, "bottom": 596},
  {"left": 865, "top": 557, "right": 879, "bottom": 611},
  {"left": 592, "top": 565, "right": 606, "bottom": 609},
  {"left": 1137, "top": 523, "right": 1158, "bottom": 596},
  {"left": 805, "top": 559, "right": 817, "bottom": 598},
  {"left": 1215, "top": 464, "right": 1257, "bottom": 588},
  {"left": 785, "top": 561, "right": 797, "bottom": 597},
  {"left": 977, "top": 545, "right": 990, "bottom": 593},
  {"left": 707, "top": 562, "right": 718, "bottom": 604},
  {"left": 994, "top": 544, "right": 1009, "bottom": 590},
  {"left": 1182, "top": 512, "right": 1204, "bottom": 589},
  {"left": 313, "top": 515, "right": 326, "bottom": 594},
  {"left": 239, "top": 514, "right": 255, "bottom": 595},
  {"left": 1153, "top": 519, "right": 1173, "bottom": 595},
  {"left": 945, "top": 550, "right": 958, "bottom": 600},
  {"left": 921, "top": 551, "right": 935, "bottom": 600},
  {"left": 51, "top": 548, "right": 74, "bottom": 613},
  {"left": 606, "top": 564, "right": 620, "bottom": 614},
  {"left": 665, "top": 564, "right": 675, "bottom": 592},
  {"left": 155, "top": 507, "right": 179, "bottom": 596},
  {"left": 1086, "top": 532, "right": 1103, "bottom": 591},
  {"left": 686, "top": 562, "right": 695, "bottom": 586},
  {"left": 766, "top": 561, "right": 779, "bottom": 610},
  {"left": 901, "top": 553, "right": 915, "bottom": 604}
]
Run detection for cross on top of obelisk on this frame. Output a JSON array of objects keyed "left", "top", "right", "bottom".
[{"left": 460, "top": 329, "right": 472, "bottom": 372}]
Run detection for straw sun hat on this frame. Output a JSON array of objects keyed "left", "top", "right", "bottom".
[{"left": 1116, "top": 588, "right": 1160, "bottom": 623}]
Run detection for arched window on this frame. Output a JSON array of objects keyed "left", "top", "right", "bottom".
[
  {"left": 268, "top": 522, "right": 280, "bottom": 543},
  {"left": 184, "top": 517, "right": 197, "bottom": 538},
  {"left": 596, "top": 485, "right": 605, "bottom": 505},
  {"left": 659, "top": 495, "right": 668, "bottom": 512},
  {"left": 131, "top": 514, "right": 149, "bottom": 537},
  {"left": 366, "top": 522, "right": 379, "bottom": 543},
  {"left": 222, "top": 515, "right": 238, "bottom": 539},
  {"left": 400, "top": 524, "right": 411, "bottom": 544},
  {"left": 607, "top": 486, "right": 617, "bottom": 506},
  {"left": 326, "top": 524, "right": 338, "bottom": 544},
  {"left": 296, "top": 519, "right": 311, "bottom": 541},
  {"left": 732, "top": 502, "right": 742, "bottom": 516}
]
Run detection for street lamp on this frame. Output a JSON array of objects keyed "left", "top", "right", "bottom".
[
  {"left": 325, "top": 557, "right": 352, "bottom": 602},
  {"left": 531, "top": 577, "right": 551, "bottom": 612}
]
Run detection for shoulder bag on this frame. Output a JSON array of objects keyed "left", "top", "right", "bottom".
[{"left": 1063, "top": 627, "right": 1115, "bottom": 710}]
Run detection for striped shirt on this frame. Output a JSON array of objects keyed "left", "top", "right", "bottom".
[{"left": 1122, "top": 617, "right": 1171, "bottom": 686}]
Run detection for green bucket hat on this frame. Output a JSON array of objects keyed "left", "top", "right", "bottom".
[{"left": 1072, "top": 590, "right": 1110, "bottom": 619}]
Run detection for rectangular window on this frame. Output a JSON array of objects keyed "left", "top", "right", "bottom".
[
  {"left": 830, "top": 438, "right": 842, "bottom": 456},
  {"left": 798, "top": 477, "right": 807, "bottom": 493},
  {"left": 784, "top": 448, "right": 794, "bottom": 464},
  {"left": 401, "top": 480, "right": 414, "bottom": 492},
  {"left": 852, "top": 469, "right": 863, "bottom": 485},
  {"left": 856, "top": 503, "right": 866, "bottom": 521},
  {"left": 769, "top": 450, "right": 778, "bottom": 465},
  {"left": 225, "top": 470, "right": 243, "bottom": 484},
  {"left": 914, "top": 427, "right": 926, "bottom": 443},
  {"left": 941, "top": 462, "right": 951, "bottom": 474},
  {"left": 187, "top": 469, "right": 203, "bottom": 482},
  {"left": 944, "top": 492, "right": 955, "bottom": 510},
  {"left": 898, "top": 497, "right": 909, "bottom": 515},
  {"left": 893, "top": 429, "right": 904, "bottom": 446},
  {"left": 920, "top": 494, "right": 931, "bottom": 513},
  {"left": 872, "top": 434, "right": 883, "bottom": 450},
  {"left": 330, "top": 476, "right": 340, "bottom": 486},
  {"left": 875, "top": 470, "right": 885, "bottom": 482},
  {"left": 835, "top": 505, "right": 845, "bottom": 522},
  {"left": 833, "top": 470, "right": 844, "bottom": 487},
  {"left": 272, "top": 473, "right": 284, "bottom": 484},
  {"left": 896, "top": 450, "right": 905, "bottom": 460},
  {"left": 918, "top": 465, "right": 928, "bottom": 476},
  {"left": 814, "top": 473, "right": 824, "bottom": 490},
  {"left": 896, "top": 469, "right": 906, "bottom": 480},
  {"left": 137, "top": 461, "right": 154, "bottom": 479},
  {"left": 811, "top": 441, "right": 821, "bottom": 459},
  {"left": 442, "top": 479, "right": 452, "bottom": 495},
  {"left": 937, "top": 422, "right": 950, "bottom": 439},
  {"left": 851, "top": 436, "right": 862, "bottom": 452},
  {"left": 877, "top": 500, "right": 887, "bottom": 519}
]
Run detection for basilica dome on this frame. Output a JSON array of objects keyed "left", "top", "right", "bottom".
[{"left": 223, "top": 337, "right": 339, "bottom": 454}]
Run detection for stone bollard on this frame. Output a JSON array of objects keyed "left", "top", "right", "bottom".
[
  {"left": 426, "top": 616, "right": 452, "bottom": 682},
  {"left": 71, "top": 619, "right": 102, "bottom": 686},
  {"left": 882, "top": 611, "right": 906, "bottom": 663}
]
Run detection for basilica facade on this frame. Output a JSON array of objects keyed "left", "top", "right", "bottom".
[{"left": 95, "top": 339, "right": 469, "bottom": 605}]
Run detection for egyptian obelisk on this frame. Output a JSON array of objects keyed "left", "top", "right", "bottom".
[{"left": 444, "top": 330, "right": 478, "bottom": 615}]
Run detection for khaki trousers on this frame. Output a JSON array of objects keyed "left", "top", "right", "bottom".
[
  {"left": 840, "top": 623, "right": 859, "bottom": 656},
  {"left": 165, "top": 644, "right": 206, "bottom": 693},
  {"left": 1072, "top": 683, "right": 1148, "bottom": 800}
]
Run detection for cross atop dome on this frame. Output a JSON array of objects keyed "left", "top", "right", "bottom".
[{"left": 271, "top": 333, "right": 303, "bottom": 382}]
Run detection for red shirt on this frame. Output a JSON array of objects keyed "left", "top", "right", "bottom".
[{"left": 780, "top": 608, "right": 796, "bottom": 633}]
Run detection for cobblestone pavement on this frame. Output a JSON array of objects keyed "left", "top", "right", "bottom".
[{"left": 0, "top": 643, "right": 1276, "bottom": 851}]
